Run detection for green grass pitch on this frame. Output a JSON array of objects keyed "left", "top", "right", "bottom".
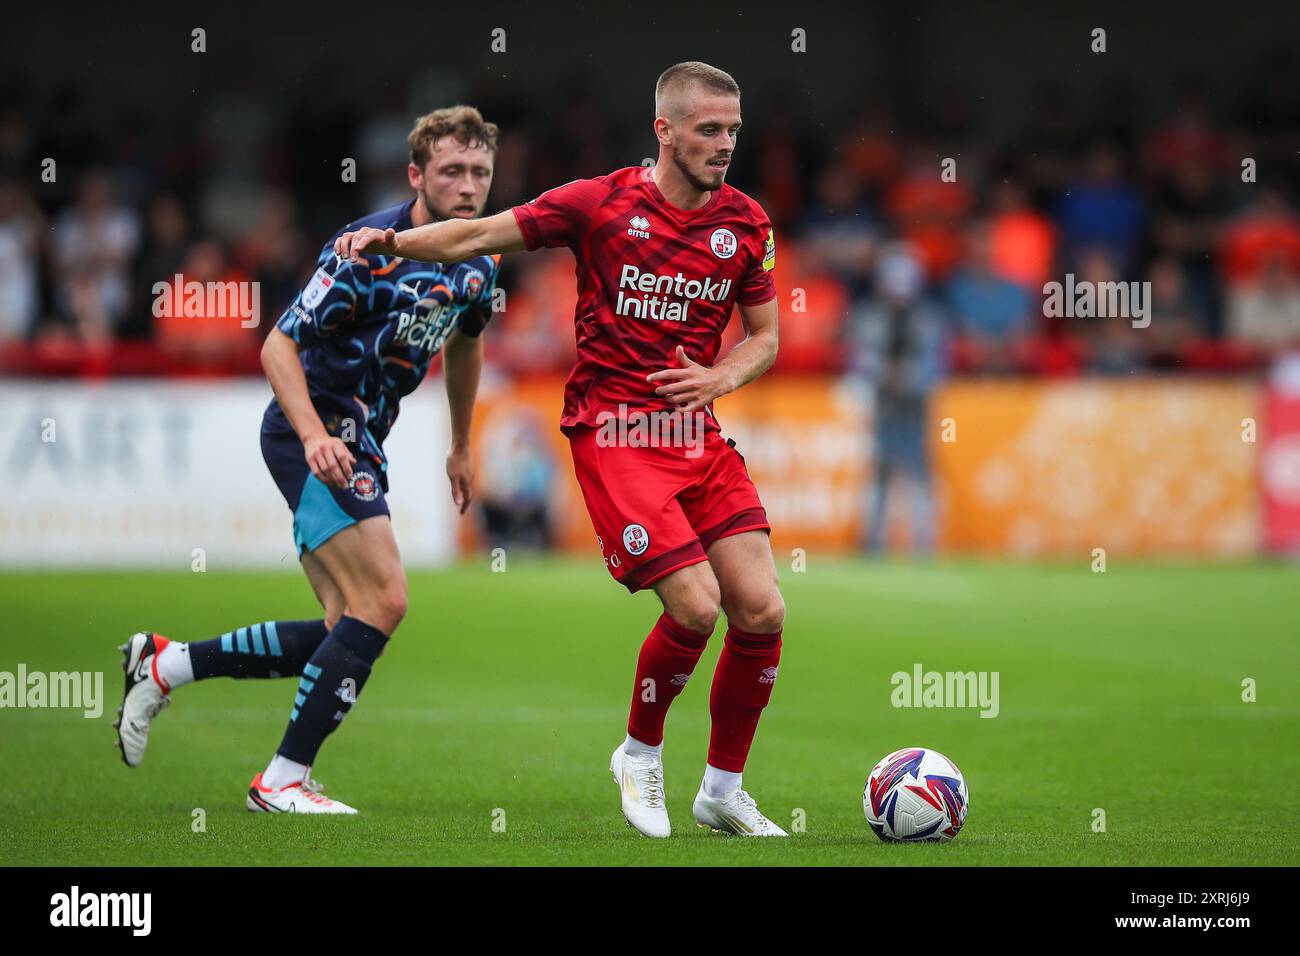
[{"left": 2, "top": 558, "right": 1297, "bottom": 866}]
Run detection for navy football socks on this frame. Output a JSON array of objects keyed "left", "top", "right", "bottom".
[
  {"left": 189, "top": 620, "right": 330, "bottom": 680},
  {"left": 275, "top": 616, "right": 389, "bottom": 766}
]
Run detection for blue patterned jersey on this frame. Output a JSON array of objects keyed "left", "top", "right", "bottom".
[{"left": 264, "top": 199, "right": 500, "bottom": 475}]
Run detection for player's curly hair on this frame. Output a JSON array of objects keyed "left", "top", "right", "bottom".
[{"left": 408, "top": 105, "right": 499, "bottom": 167}]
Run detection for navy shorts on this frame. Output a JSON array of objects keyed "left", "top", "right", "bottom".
[{"left": 260, "top": 421, "right": 390, "bottom": 556}]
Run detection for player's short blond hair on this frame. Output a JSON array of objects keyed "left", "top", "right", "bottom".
[
  {"left": 654, "top": 62, "right": 741, "bottom": 120},
  {"left": 408, "top": 105, "right": 499, "bottom": 168}
]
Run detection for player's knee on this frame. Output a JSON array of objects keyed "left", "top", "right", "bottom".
[
  {"left": 674, "top": 602, "right": 719, "bottom": 635},
  {"left": 668, "top": 587, "right": 721, "bottom": 636},
  {"left": 656, "top": 563, "right": 721, "bottom": 635},
  {"left": 726, "top": 588, "right": 785, "bottom": 635},
  {"left": 377, "top": 580, "right": 408, "bottom": 631},
  {"left": 350, "top": 580, "right": 407, "bottom": 634}
]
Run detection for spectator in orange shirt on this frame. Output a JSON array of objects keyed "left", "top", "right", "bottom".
[
  {"left": 986, "top": 177, "right": 1055, "bottom": 290},
  {"left": 886, "top": 144, "right": 972, "bottom": 281},
  {"left": 154, "top": 239, "right": 259, "bottom": 368}
]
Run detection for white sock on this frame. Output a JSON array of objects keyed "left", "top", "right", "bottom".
[
  {"left": 262, "top": 755, "right": 309, "bottom": 790},
  {"left": 154, "top": 642, "right": 194, "bottom": 690},
  {"left": 704, "top": 764, "right": 741, "bottom": 798},
  {"left": 623, "top": 734, "right": 662, "bottom": 757}
]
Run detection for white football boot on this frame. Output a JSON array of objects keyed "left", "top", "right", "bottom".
[
  {"left": 246, "top": 772, "right": 359, "bottom": 814},
  {"left": 610, "top": 743, "right": 671, "bottom": 838},
  {"left": 693, "top": 784, "right": 789, "bottom": 836},
  {"left": 114, "top": 632, "right": 173, "bottom": 767}
]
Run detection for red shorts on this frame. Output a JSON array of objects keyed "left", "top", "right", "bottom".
[{"left": 568, "top": 425, "right": 770, "bottom": 592}]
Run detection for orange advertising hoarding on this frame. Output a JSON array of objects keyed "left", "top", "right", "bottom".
[{"left": 932, "top": 380, "right": 1260, "bottom": 556}]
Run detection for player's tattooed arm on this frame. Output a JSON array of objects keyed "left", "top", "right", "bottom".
[
  {"left": 260, "top": 328, "right": 356, "bottom": 489},
  {"left": 442, "top": 329, "right": 481, "bottom": 514},
  {"left": 647, "top": 297, "right": 779, "bottom": 414},
  {"left": 335, "top": 210, "right": 527, "bottom": 264}
]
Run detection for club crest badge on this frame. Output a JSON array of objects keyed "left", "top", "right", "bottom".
[
  {"left": 622, "top": 523, "right": 650, "bottom": 556},
  {"left": 710, "top": 227, "right": 737, "bottom": 260},
  {"left": 463, "top": 267, "right": 486, "bottom": 299},
  {"left": 349, "top": 472, "right": 379, "bottom": 502}
]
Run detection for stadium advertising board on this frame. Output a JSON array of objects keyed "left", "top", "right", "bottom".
[{"left": 0, "top": 380, "right": 455, "bottom": 567}]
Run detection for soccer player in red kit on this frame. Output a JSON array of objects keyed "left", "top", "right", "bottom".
[{"left": 335, "top": 62, "right": 787, "bottom": 837}]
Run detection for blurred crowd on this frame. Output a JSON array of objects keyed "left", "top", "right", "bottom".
[{"left": 2, "top": 62, "right": 1300, "bottom": 381}]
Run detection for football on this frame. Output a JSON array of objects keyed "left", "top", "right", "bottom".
[{"left": 864, "top": 747, "right": 969, "bottom": 842}]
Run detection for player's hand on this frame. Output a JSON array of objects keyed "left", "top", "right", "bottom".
[
  {"left": 334, "top": 226, "right": 398, "bottom": 262},
  {"left": 304, "top": 434, "right": 355, "bottom": 489},
  {"left": 446, "top": 444, "right": 474, "bottom": 515},
  {"left": 647, "top": 346, "right": 733, "bottom": 414}
]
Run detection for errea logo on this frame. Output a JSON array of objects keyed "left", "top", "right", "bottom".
[{"left": 628, "top": 215, "right": 651, "bottom": 240}]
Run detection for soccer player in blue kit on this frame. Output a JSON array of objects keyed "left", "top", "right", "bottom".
[{"left": 113, "top": 107, "right": 503, "bottom": 813}]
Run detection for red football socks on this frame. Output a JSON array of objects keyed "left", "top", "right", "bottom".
[
  {"left": 707, "top": 625, "right": 782, "bottom": 772},
  {"left": 626, "top": 613, "right": 711, "bottom": 747}
]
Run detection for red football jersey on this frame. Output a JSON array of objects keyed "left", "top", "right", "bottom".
[{"left": 511, "top": 165, "right": 777, "bottom": 433}]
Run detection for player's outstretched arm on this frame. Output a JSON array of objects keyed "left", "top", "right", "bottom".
[
  {"left": 335, "top": 209, "right": 527, "bottom": 264},
  {"left": 648, "top": 297, "right": 780, "bottom": 414}
]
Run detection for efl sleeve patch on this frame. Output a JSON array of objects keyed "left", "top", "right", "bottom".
[
  {"left": 300, "top": 267, "right": 334, "bottom": 311},
  {"left": 762, "top": 228, "right": 776, "bottom": 272}
]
